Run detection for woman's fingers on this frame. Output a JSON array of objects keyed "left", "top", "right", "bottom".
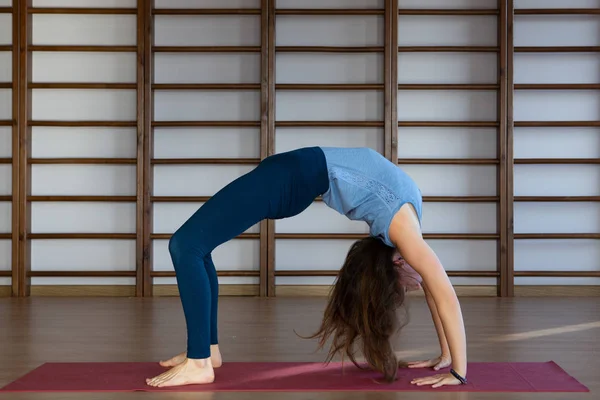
[
  {"left": 407, "top": 359, "right": 436, "bottom": 368},
  {"left": 411, "top": 373, "right": 462, "bottom": 388},
  {"left": 411, "top": 375, "right": 443, "bottom": 386}
]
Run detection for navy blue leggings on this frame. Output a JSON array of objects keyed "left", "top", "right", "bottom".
[{"left": 168, "top": 147, "right": 329, "bottom": 359}]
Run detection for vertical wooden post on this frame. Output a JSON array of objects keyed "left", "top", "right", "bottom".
[
  {"left": 259, "top": 0, "right": 269, "bottom": 297},
  {"left": 136, "top": 0, "right": 153, "bottom": 296},
  {"left": 505, "top": 0, "right": 515, "bottom": 297},
  {"left": 15, "top": 0, "right": 32, "bottom": 297},
  {"left": 265, "top": 0, "right": 276, "bottom": 297},
  {"left": 385, "top": 0, "right": 398, "bottom": 164},
  {"left": 497, "top": 0, "right": 508, "bottom": 297},
  {"left": 135, "top": 0, "right": 145, "bottom": 297},
  {"left": 140, "top": 0, "right": 154, "bottom": 297},
  {"left": 11, "top": 0, "right": 20, "bottom": 296}
]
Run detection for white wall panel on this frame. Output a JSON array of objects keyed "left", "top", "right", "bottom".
[
  {"left": 447, "top": 277, "right": 497, "bottom": 286},
  {"left": 397, "top": 128, "right": 497, "bottom": 159},
  {"left": 276, "top": 54, "right": 383, "bottom": 84},
  {"left": 0, "top": 14, "right": 11, "bottom": 45},
  {"left": 276, "top": 16, "right": 384, "bottom": 46},
  {"left": 514, "top": 16, "right": 600, "bottom": 47},
  {"left": 514, "top": 165, "right": 600, "bottom": 197},
  {"left": 0, "top": 202, "right": 11, "bottom": 232},
  {"left": 275, "top": 277, "right": 337, "bottom": 286},
  {"left": 0, "top": 52, "right": 11, "bottom": 82},
  {"left": 398, "top": 53, "right": 497, "bottom": 84},
  {"left": 400, "top": 165, "right": 497, "bottom": 196},
  {"left": 275, "top": 239, "right": 355, "bottom": 271},
  {"left": 154, "top": 277, "right": 258, "bottom": 285},
  {"left": 31, "top": 127, "right": 137, "bottom": 158},
  {"left": 275, "top": 202, "right": 368, "bottom": 234},
  {"left": 153, "top": 239, "right": 260, "bottom": 272},
  {"left": 515, "top": 278, "right": 600, "bottom": 286},
  {"left": 154, "top": 54, "right": 260, "bottom": 84},
  {"left": 0, "top": 126, "right": 10, "bottom": 158},
  {"left": 514, "top": 91, "right": 600, "bottom": 122},
  {"left": 31, "top": 203, "right": 136, "bottom": 233},
  {"left": 0, "top": 89, "right": 10, "bottom": 120},
  {"left": 421, "top": 203, "right": 496, "bottom": 234},
  {"left": 514, "top": 128, "right": 600, "bottom": 159},
  {"left": 155, "top": 0, "right": 260, "bottom": 8},
  {"left": 32, "top": 89, "right": 136, "bottom": 121},
  {"left": 31, "top": 277, "right": 135, "bottom": 285},
  {"left": 514, "top": 54, "right": 600, "bottom": 84},
  {"left": 276, "top": 91, "right": 383, "bottom": 121},
  {"left": 31, "top": 165, "right": 136, "bottom": 196},
  {"left": 0, "top": 240, "right": 10, "bottom": 271},
  {"left": 278, "top": 0, "right": 383, "bottom": 8},
  {"left": 154, "top": 16, "right": 261, "bottom": 46},
  {"left": 0, "top": 165, "right": 11, "bottom": 195},
  {"left": 154, "top": 91, "right": 260, "bottom": 121},
  {"left": 32, "top": 15, "right": 136, "bottom": 46},
  {"left": 514, "top": 203, "right": 600, "bottom": 234},
  {"left": 154, "top": 128, "right": 260, "bottom": 159},
  {"left": 514, "top": 240, "right": 600, "bottom": 271},
  {"left": 398, "top": 16, "right": 496, "bottom": 46},
  {"left": 515, "top": 0, "right": 600, "bottom": 7},
  {"left": 32, "top": 52, "right": 137, "bottom": 83},
  {"left": 33, "top": 0, "right": 135, "bottom": 6},
  {"left": 275, "top": 128, "right": 383, "bottom": 154},
  {"left": 31, "top": 240, "right": 135, "bottom": 271},
  {"left": 153, "top": 203, "right": 260, "bottom": 234},
  {"left": 0, "top": 0, "right": 10, "bottom": 6},
  {"left": 398, "top": 90, "right": 497, "bottom": 121},
  {"left": 427, "top": 240, "right": 497, "bottom": 271},
  {"left": 153, "top": 165, "right": 255, "bottom": 196},
  {"left": 399, "top": 0, "right": 497, "bottom": 8}
]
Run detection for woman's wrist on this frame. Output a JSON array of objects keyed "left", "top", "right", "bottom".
[
  {"left": 451, "top": 362, "right": 467, "bottom": 378},
  {"left": 450, "top": 368, "right": 468, "bottom": 384}
]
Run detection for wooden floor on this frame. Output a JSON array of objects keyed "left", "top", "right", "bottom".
[{"left": 0, "top": 295, "right": 598, "bottom": 400}]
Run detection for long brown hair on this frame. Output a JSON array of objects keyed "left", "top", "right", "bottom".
[{"left": 305, "top": 237, "right": 409, "bottom": 382}]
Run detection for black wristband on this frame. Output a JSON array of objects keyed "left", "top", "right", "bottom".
[{"left": 450, "top": 369, "right": 467, "bottom": 385}]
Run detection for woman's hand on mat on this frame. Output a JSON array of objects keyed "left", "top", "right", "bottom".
[
  {"left": 410, "top": 372, "right": 462, "bottom": 388},
  {"left": 406, "top": 354, "right": 451, "bottom": 370}
]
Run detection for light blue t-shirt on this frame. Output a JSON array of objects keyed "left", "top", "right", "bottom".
[{"left": 319, "top": 147, "right": 423, "bottom": 247}]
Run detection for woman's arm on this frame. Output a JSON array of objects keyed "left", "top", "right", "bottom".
[
  {"left": 403, "top": 283, "right": 452, "bottom": 370},
  {"left": 388, "top": 205, "right": 467, "bottom": 387},
  {"left": 423, "top": 282, "right": 451, "bottom": 358}
]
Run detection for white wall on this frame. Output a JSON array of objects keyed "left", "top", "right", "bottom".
[
  {"left": 29, "top": 0, "right": 137, "bottom": 287},
  {"left": 2, "top": 0, "right": 599, "bottom": 291},
  {"left": 0, "top": 0, "right": 12, "bottom": 288},
  {"left": 152, "top": 0, "right": 262, "bottom": 287},
  {"left": 513, "top": 0, "right": 600, "bottom": 286}
]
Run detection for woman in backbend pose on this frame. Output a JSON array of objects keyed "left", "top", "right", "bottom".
[{"left": 146, "top": 147, "right": 468, "bottom": 389}]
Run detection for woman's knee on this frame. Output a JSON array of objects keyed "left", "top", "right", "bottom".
[
  {"left": 169, "top": 229, "right": 195, "bottom": 264},
  {"left": 169, "top": 229, "right": 207, "bottom": 265}
]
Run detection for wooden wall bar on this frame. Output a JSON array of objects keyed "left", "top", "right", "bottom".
[
  {"left": 394, "top": 2, "right": 506, "bottom": 293},
  {"left": 511, "top": 3, "right": 600, "bottom": 285},
  {"left": 15, "top": 0, "right": 31, "bottom": 296},
  {"left": 2, "top": 0, "right": 598, "bottom": 297}
]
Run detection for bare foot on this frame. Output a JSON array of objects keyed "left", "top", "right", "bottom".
[
  {"left": 160, "top": 345, "right": 223, "bottom": 368},
  {"left": 146, "top": 358, "right": 215, "bottom": 387}
]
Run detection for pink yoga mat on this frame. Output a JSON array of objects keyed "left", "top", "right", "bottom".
[{"left": 0, "top": 361, "right": 589, "bottom": 393}]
